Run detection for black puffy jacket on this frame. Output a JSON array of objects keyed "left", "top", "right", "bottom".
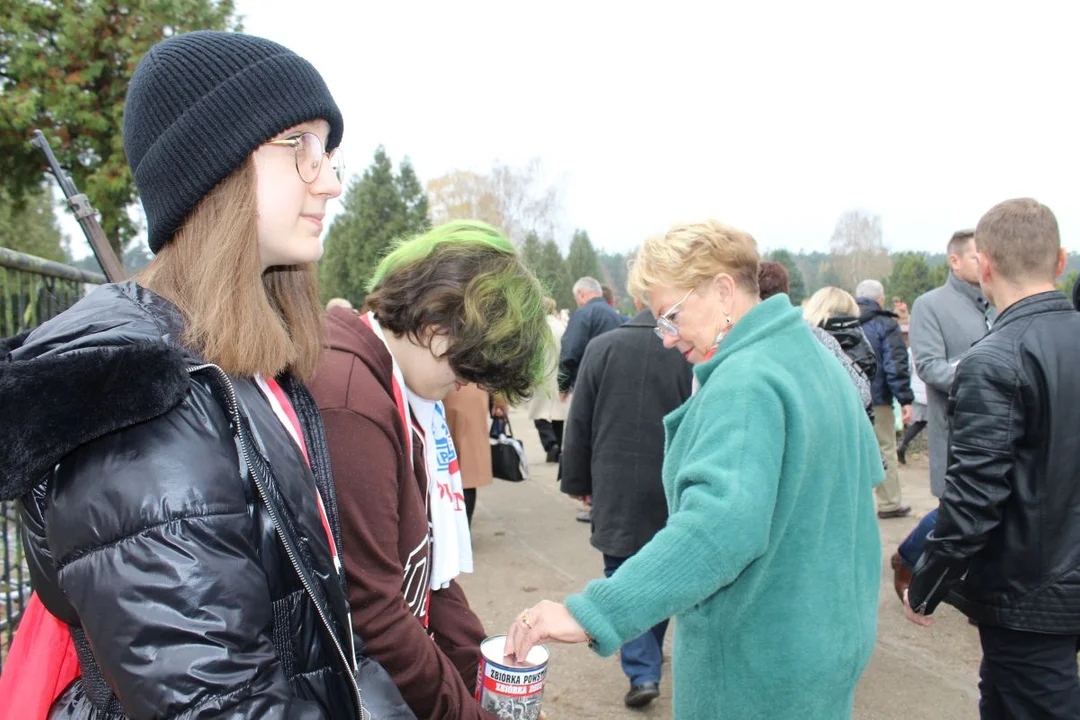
[
  {"left": 908, "top": 292, "right": 1080, "bottom": 633},
  {"left": 0, "top": 283, "right": 391, "bottom": 719},
  {"left": 821, "top": 314, "right": 878, "bottom": 385}
]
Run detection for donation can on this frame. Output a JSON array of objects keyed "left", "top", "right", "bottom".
[{"left": 475, "top": 634, "right": 549, "bottom": 720}]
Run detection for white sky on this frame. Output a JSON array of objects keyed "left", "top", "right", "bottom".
[{"left": 65, "top": 0, "right": 1080, "bottom": 258}]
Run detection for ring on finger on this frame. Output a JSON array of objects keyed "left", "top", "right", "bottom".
[{"left": 521, "top": 611, "right": 533, "bottom": 629}]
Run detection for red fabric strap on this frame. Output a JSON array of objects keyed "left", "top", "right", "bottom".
[{"left": 260, "top": 376, "right": 338, "bottom": 571}]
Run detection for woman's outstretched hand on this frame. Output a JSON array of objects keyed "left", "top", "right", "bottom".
[{"left": 504, "top": 600, "right": 588, "bottom": 662}]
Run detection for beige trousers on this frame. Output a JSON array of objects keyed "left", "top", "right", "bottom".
[{"left": 872, "top": 404, "right": 903, "bottom": 512}]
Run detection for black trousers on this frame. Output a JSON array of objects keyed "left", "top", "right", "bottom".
[
  {"left": 978, "top": 624, "right": 1080, "bottom": 719},
  {"left": 534, "top": 419, "right": 564, "bottom": 452},
  {"left": 898, "top": 420, "right": 927, "bottom": 453},
  {"left": 463, "top": 488, "right": 477, "bottom": 526}
]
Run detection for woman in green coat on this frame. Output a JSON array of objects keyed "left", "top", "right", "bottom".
[{"left": 505, "top": 220, "right": 884, "bottom": 719}]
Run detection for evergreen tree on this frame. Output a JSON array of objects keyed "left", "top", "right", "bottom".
[
  {"left": 885, "top": 252, "right": 937, "bottom": 307},
  {"left": 565, "top": 229, "right": 601, "bottom": 283},
  {"left": 396, "top": 158, "right": 430, "bottom": 234},
  {"left": 1057, "top": 269, "right": 1078, "bottom": 297},
  {"left": 767, "top": 249, "right": 808, "bottom": 305},
  {"left": 819, "top": 263, "right": 845, "bottom": 290},
  {"left": 520, "top": 231, "right": 543, "bottom": 274},
  {"left": 319, "top": 146, "right": 428, "bottom": 305},
  {"left": 1, "top": 0, "right": 241, "bottom": 255},
  {"left": 536, "top": 238, "right": 574, "bottom": 310},
  {"left": 598, "top": 251, "right": 633, "bottom": 313},
  {"left": 930, "top": 262, "right": 950, "bottom": 289}
]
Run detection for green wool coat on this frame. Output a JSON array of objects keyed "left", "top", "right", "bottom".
[{"left": 565, "top": 294, "right": 884, "bottom": 719}]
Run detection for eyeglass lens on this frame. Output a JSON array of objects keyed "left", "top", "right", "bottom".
[{"left": 297, "top": 133, "right": 345, "bottom": 184}]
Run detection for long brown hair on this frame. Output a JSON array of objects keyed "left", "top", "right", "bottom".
[{"left": 139, "top": 159, "right": 324, "bottom": 380}]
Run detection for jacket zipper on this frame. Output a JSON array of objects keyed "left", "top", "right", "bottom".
[
  {"left": 188, "top": 364, "right": 368, "bottom": 720},
  {"left": 914, "top": 571, "right": 948, "bottom": 615}
]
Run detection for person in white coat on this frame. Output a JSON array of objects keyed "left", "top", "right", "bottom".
[
  {"left": 530, "top": 297, "right": 571, "bottom": 462},
  {"left": 897, "top": 324, "right": 928, "bottom": 464}
]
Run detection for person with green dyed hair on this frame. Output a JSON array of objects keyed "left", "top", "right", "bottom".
[{"left": 307, "top": 220, "right": 551, "bottom": 719}]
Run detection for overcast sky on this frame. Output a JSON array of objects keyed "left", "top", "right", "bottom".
[{"left": 62, "top": 0, "right": 1080, "bottom": 259}]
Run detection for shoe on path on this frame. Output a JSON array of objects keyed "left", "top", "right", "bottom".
[
  {"left": 624, "top": 682, "right": 660, "bottom": 708},
  {"left": 878, "top": 505, "right": 912, "bottom": 519}
]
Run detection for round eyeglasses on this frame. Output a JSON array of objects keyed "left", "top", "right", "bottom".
[{"left": 264, "top": 132, "right": 345, "bottom": 185}]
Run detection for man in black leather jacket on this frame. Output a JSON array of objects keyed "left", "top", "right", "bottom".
[{"left": 905, "top": 198, "right": 1080, "bottom": 719}]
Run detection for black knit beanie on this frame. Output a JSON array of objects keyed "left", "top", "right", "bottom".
[{"left": 123, "top": 31, "right": 344, "bottom": 254}]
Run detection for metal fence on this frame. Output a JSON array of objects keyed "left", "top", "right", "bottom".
[{"left": 0, "top": 246, "right": 105, "bottom": 674}]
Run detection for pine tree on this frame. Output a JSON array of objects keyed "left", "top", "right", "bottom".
[
  {"left": 396, "top": 158, "right": 430, "bottom": 234},
  {"left": 565, "top": 229, "right": 601, "bottom": 283},
  {"left": 820, "top": 263, "right": 845, "bottom": 290},
  {"left": 598, "top": 251, "right": 633, "bottom": 313},
  {"left": 319, "top": 146, "right": 429, "bottom": 305},
  {"left": 1057, "top": 269, "right": 1078, "bottom": 297},
  {"left": 885, "top": 252, "right": 937, "bottom": 307},
  {"left": 520, "top": 231, "right": 543, "bottom": 274},
  {"left": 536, "top": 239, "right": 574, "bottom": 310},
  {"left": 768, "top": 249, "right": 809, "bottom": 305}
]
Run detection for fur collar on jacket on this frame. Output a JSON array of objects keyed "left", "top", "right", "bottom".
[{"left": 0, "top": 284, "right": 192, "bottom": 501}]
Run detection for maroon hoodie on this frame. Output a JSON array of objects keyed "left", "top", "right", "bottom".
[{"left": 309, "top": 307, "right": 494, "bottom": 720}]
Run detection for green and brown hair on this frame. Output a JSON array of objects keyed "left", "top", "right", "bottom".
[{"left": 365, "top": 220, "right": 551, "bottom": 404}]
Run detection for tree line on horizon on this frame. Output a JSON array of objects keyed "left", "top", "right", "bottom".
[
  {"left": 1, "top": 3, "right": 1076, "bottom": 310},
  {"left": 6, "top": 143, "right": 1079, "bottom": 313}
]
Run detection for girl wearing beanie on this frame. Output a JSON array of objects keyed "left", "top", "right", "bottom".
[
  {"left": 0, "top": 31, "right": 393, "bottom": 719},
  {"left": 306, "top": 221, "right": 551, "bottom": 719}
]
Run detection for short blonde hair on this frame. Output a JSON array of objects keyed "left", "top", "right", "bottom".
[
  {"left": 803, "top": 287, "right": 859, "bottom": 327},
  {"left": 627, "top": 220, "right": 760, "bottom": 300},
  {"left": 975, "top": 198, "right": 1060, "bottom": 284}
]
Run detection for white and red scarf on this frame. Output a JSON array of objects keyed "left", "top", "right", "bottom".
[{"left": 360, "top": 313, "right": 473, "bottom": 590}]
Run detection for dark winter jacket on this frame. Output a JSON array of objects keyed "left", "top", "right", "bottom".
[
  {"left": 821, "top": 314, "right": 878, "bottom": 384},
  {"left": 558, "top": 297, "right": 625, "bottom": 393},
  {"left": 856, "top": 298, "right": 914, "bottom": 406},
  {"left": 560, "top": 311, "right": 693, "bottom": 557},
  {"left": 0, "top": 283, "right": 402, "bottom": 720},
  {"left": 908, "top": 292, "right": 1080, "bottom": 633}
]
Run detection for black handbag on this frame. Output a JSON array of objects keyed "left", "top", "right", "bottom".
[{"left": 490, "top": 416, "right": 529, "bottom": 482}]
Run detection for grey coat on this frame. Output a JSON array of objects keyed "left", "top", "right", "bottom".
[
  {"left": 560, "top": 311, "right": 693, "bottom": 558},
  {"left": 909, "top": 272, "right": 997, "bottom": 496}
]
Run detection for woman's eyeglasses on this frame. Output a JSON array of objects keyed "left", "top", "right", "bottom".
[
  {"left": 264, "top": 132, "right": 345, "bottom": 185},
  {"left": 654, "top": 288, "right": 695, "bottom": 340}
]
